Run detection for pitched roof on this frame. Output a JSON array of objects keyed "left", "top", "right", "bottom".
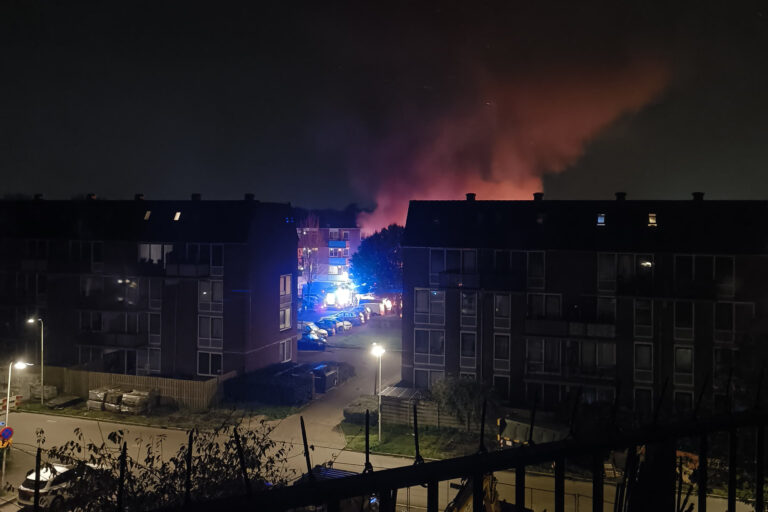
[
  {"left": 403, "top": 199, "right": 768, "bottom": 253},
  {"left": 0, "top": 199, "right": 295, "bottom": 243}
]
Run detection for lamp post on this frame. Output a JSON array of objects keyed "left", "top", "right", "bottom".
[
  {"left": 2, "top": 361, "right": 32, "bottom": 486},
  {"left": 371, "top": 343, "right": 385, "bottom": 443},
  {"left": 26, "top": 318, "right": 44, "bottom": 405}
]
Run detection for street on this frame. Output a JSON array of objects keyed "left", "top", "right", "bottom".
[{"left": 0, "top": 336, "right": 748, "bottom": 511}]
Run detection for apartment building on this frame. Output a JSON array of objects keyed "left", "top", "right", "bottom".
[
  {"left": 401, "top": 192, "right": 768, "bottom": 414},
  {"left": 0, "top": 195, "right": 298, "bottom": 379},
  {"left": 296, "top": 209, "right": 361, "bottom": 297}
]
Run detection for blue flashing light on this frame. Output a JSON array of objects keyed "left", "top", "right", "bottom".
[{"left": 313, "top": 364, "right": 327, "bottom": 371}]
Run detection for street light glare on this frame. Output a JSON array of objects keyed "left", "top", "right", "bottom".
[
  {"left": 371, "top": 344, "right": 385, "bottom": 357},
  {"left": 26, "top": 318, "right": 35, "bottom": 324},
  {"left": 13, "top": 361, "right": 32, "bottom": 370}
]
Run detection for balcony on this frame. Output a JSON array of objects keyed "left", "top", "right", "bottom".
[
  {"left": 328, "top": 257, "right": 347, "bottom": 266},
  {"left": 328, "top": 240, "right": 347, "bottom": 249},
  {"left": 165, "top": 263, "right": 213, "bottom": 277}
]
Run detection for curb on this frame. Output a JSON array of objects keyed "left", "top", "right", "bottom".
[{"left": 15, "top": 409, "right": 201, "bottom": 432}]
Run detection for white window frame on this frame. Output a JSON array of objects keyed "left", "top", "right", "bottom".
[
  {"left": 279, "top": 274, "right": 292, "bottom": 296},
  {"left": 634, "top": 387, "right": 654, "bottom": 412},
  {"left": 413, "top": 328, "right": 445, "bottom": 366},
  {"left": 280, "top": 306, "right": 292, "bottom": 331},
  {"left": 494, "top": 293, "right": 511, "bottom": 329},
  {"left": 198, "top": 315, "right": 224, "bottom": 349},
  {"left": 525, "top": 338, "right": 561, "bottom": 375},
  {"left": 597, "top": 252, "right": 617, "bottom": 292},
  {"left": 674, "top": 345, "right": 694, "bottom": 387},
  {"left": 279, "top": 338, "right": 292, "bottom": 363},
  {"left": 493, "top": 333, "right": 511, "bottom": 372},
  {"left": 527, "top": 293, "right": 562, "bottom": 320},
  {"left": 634, "top": 298, "right": 653, "bottom": 338},
  {"left": 673, "top": 300, "right": 694, "bottom": 340},
  {"left": 460, "top": 291, "right": 477, "bottom": 327},
  {"left": 197, "top": 351, "right": 222, "bottom": 376},
  {"left": 459, "top": 331, "right": 476, "bottom": 369},
  {"left": 633, "top": 342, "right": 653, "bottom": 383}
]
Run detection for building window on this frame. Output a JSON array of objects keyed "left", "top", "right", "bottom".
[
  {"left": 460, "top": 292, "right": 477, "bottom": 327},
  {"left": 635, "top": 388, "right": 653, "bottom": 416},
  {"left": 493, "top": 375, "right": 510, "bottom": 400},
  {"left": 714, "top": 256, "right": 735, "bottom": 296},
  {"left": 597, "top": 253, "right": 617, "bottom": 292},
  {"left": 460, "top": 332, "right": 476, "bottom": 368},
  {"left": 414, "top": 328, "right": 445, "bottom": 366},
  {"left": 461, "top": 250, "right": 477, "bottom": 273},
  {"left": 527, "top": 293, "right": 561, "bottom": 320},
  {"left": 279, "top": 339, "right": 292, "bottom": 363},
  {"left": 79, "top": 311, "right": 103, "bottom": 332},
  {"left": 647, "top": 213, "right": 657, "bottom": 227},
  {"left": 597, "top": 213, "right": 606, "bottom": 226},
  {"left": 674, "top": 391, "right": 693, "bottom": 413},
  {"left": 494, "top": 250, "right": 510, "bottom": 272},
  {"left": 143, "top": 210, "right": 151, "bottom": 221},
  {"left": 199, "top": 280, "right": 224, "bottom": 304},
  {"left": 674, "top": 346, "right": 694, "bottom": 387},
  {"left": 342, "top": 230, "right": 349, "bottom": 241},
  {"left": 414, "top": 369, "right": 429, "bottom": 389},
  {"left": 79, "top": 276, "right": 104, "bottom": 297},
  {"left": 674, "top": 301, "right": 694, "bottom": 340},
  {"left": 714, "top": 347, "right": 738, "bottom": 391},
  {"left": 279, "top": 274, "right": 292, "bottom": 296},
  {"left": 173, "top": 211, "right": 181, "bottom": 221},
  {"left": 429, "top": 249, "right": 445, "bottom": 285},
  {"left": 634, "top": 343, "right": 653, "bottom": 383},
  {"left": 198, "top": 316, "right": 223, "bottom": 348},
  {"left": 494, "top": 294, "right": 511, "bottom": 329},
  {"left": 149, "top": 313, "right": 161, "bottom": 346},
  {"left": 596, "top": 297, "right": 616, "bottom": 323},
  {"left": 280, "top": 306, "right": 292, "bottom": 331},
  {"left": 526, "top": 339, "right": 560, "bottom": 374},
  {"left": 634, "top": 299, "right": 653, "bottom": 338},
  {"left": 329, "top": 229, "right": 339, "bottom": 241},
  {"left": 526, "top": 251, "right": 545, "bottom": 289},
  {"left": 138, "top": 243, "right": 173, "bottom": 266},
  {"left": 493, "top": 334, "right": 510, "bottom": 372},
  {"left": 197, "top": 351, "right": 222, "bottom": 376},
  {"left": 414, "top": 289, "right": 445, "bottom": 325}
]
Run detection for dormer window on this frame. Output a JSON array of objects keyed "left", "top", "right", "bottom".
[
  {"left": 144, "top": 211, "right": 151, "bottom": 221},
  {"left": 597, "top": 213, "right": 606, "bottom": 226},
  {"left": 173, "top": 211, "right": 181, "bottom": 221},
  {"left": 648, "top": 213, "right": 657, "bottom": 227}
]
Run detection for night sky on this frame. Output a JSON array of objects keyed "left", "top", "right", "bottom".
[{"left": 1, "top": 2, "right": 767, "bottom": 230}]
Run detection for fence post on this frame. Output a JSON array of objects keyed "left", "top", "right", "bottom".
[
  {"left": 427, "top": 480, "right": 438, "bottom": 512},
  {"left": 592, "top": 452, "right": 603, "bottom": 512},
  {"left": 33, "top": 446, "right": 41, "bottom": 512},
  {"left": 516, "top": 465, "right": 525, "bottom": 509},
  {"left": 554, "top": 457, "right": 565, "bottom": 512},
  {"left": 233, "top": 427, "right": 251, "bottom": 496},
  {"left": 698, "top": 434, "right": 708, "bottom": 512},
  {"left": 184, "top": 430, "right": 193, "bottom": 505},
  {"left": 757, "top": 426, "right": 765, "bottom": 512},
  {"left": 728, "top": 428, "right": 737, "bottom": 512},
  {"left": 117, "top": 441, "right": 127, "bottom": 511}
]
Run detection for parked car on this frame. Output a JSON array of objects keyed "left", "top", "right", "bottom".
[
  {"left": 298, "top": 332, "right": 326, "bottom": 351},
  {"left": 352, "top": 305, "right": 371, "bottom": 321},
  {"left": 17, "top": 463, "right": 105, "bottom": 511},
  {"left": 315, "top": 318, "right": 337, "bottom": 336},
  {"left": 337, "top": 320, "right": 353, "bottom": 332},
  {"left": 299, "top": 322, "right": 328, "bottom": 339},
  {"left": 359, "top": 298, "right": 386, "bottom": 316},
  {"left": 335, "top": 311, "right": 364, "bottom": 326}
]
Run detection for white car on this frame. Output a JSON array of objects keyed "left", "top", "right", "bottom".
[{"left": 18, "top": 464, "right": 81, "bottom": 510}]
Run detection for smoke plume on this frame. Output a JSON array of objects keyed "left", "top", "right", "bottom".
[{"left": 353, "top": 58, "right": 669, "bottom": 233}]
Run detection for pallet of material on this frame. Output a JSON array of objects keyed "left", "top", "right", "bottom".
[
  {"left": 88, "top": 387, "right": 109, "bottom": 402},
  {"left": 120, "top": 404, "right": 146, "bottom": 415},
  {"left": 86, "top": 400, "right": 105, "bottom": 411},
  {"left": 31, "top": 385, "right": 58, "bottom": 400},
  {"left": 104, "top": 390, "right": 124, "bottom": 405},
  {"left": 104, "top": 402, "right": 121, "bottom": 412}
]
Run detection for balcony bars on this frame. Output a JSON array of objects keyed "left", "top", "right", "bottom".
[{"left": 157, "top": 406, "right": 768, "bottom": 512}]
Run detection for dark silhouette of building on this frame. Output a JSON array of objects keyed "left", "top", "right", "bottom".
[
  {"left": 0, "top": 194, "right": 298, "bottom": 379},
  {"left": 401, "top": 192, "right": 768, "bottom": 413}
]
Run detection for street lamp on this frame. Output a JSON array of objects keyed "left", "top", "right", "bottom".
[
  {"left": 26, "top": 317, "right": 44, "bottom": 405},
  {"left": 371, "top": 343, "right": 385, "bottom": 443},
  {"left": 2, "top": 360, "right": 32, "bottom": 486}
]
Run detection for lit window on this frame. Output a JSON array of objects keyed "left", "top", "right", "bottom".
[
  {"left": 597, "top": 213, "right": 606, "bottom": 226},
  {"left": 144, "top": 210, "right": 151, "bottom": 221},
  {"left": 173, "top": 211, "right": 181, "bottom": 221},
  {"left": 648, "top": 213, "right": 657, "bottom": 227}
]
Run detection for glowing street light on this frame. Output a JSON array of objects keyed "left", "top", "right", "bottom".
[
  {"left": 2, "top": 360, "right": 32, "bottom": 486},
  {"left": 371, "top": 343, "right": 385, "bottom": 442},
  {"left": 26, "top": 317, "right": 44, "bottom": 405}
]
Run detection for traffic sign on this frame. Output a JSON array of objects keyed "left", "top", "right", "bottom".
[{"left": 0, "top": 427, "right": 13, "bottom": 441}]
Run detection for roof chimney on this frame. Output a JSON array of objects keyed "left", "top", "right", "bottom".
[
  {"left": 244, "top": 193, "right": 255, "bottom": 201},
  {"left": 33, "top": 193, "right": 43, "bottom": 201},
  {"left": 692, "top": 192, "right": 705, "bottom": 201},
  {"left": 191, "top": 193, "right": 201, "bottom": 201},
  {"left": 86, "top": 193, "right": 97, "bottom": 201},
  {"left": 134, "top": 193, "right": 145, "bottom": 201},
  {"left": 533, "top": 192, "right": 544, "bottom": 201},
  {"left": 466, "top": 192, "right": 476, "bottom": 201},
  {"left": 615, "top": 192, "right": 627, "bottom": 201}
]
